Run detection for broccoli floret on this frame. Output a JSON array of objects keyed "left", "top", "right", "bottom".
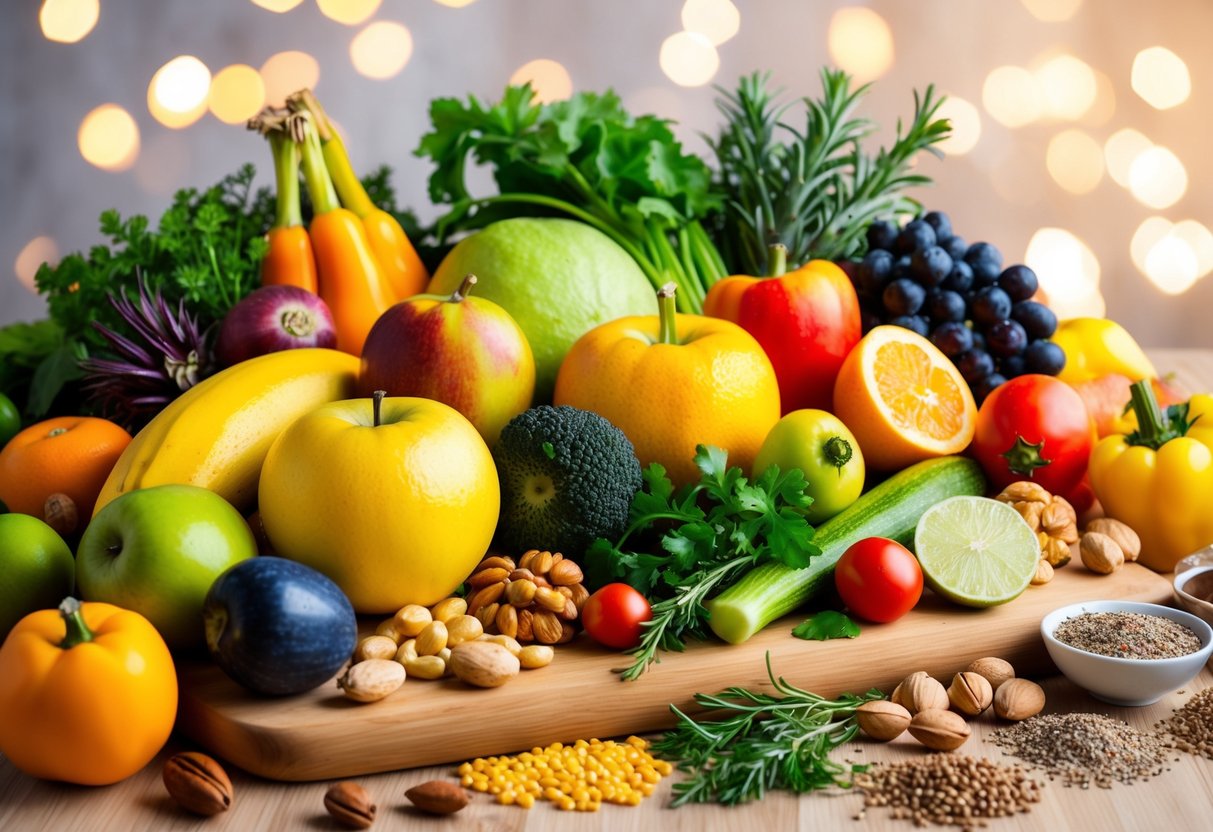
[{"left": 493, "top": 405, "right": 641, "bottom": 558}]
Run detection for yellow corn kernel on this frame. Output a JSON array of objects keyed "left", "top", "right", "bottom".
[
  {"left": 517, "top": 792, "right": 535, "bottom": 809},
  {"left": 543, "top": 787, "right": 563, "bottom": 802},
  {"left": 498, "top": 791, "right": 516, "bottom": 806}
]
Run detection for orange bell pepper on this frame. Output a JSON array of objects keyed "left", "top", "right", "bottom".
[
  {"left": 299, "top": 116, "right": 395, "bottom": 355},
  {"left": 261, "top": 131, "right": 318, "bottom": 293},
  {"left": 295, "top": 90, "right": 429, "bottom": 301},
  {"left": 0, "top": 598, "right": 177, "bottom": 785}
]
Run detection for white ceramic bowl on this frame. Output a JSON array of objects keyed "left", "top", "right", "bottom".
[{"left": 1041, "top": 600, "right": 1213, "bottom": 706}]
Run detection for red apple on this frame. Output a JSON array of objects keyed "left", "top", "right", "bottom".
[{"left": 358, "top": 274, "right": 535, "bottom": 445}]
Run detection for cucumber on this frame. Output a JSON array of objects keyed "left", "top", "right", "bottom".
[{"left": 707, "top": 456, "right": 986, "bottom": 644}]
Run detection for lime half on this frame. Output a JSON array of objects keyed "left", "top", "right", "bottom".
[{"left": 914, "top": 496, "right": 1040, "bottom": 608}]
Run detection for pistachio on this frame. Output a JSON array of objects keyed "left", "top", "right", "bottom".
[
  {"left": 947, "top": 671, "right": 993, "bottom": 717},
  {"left": 324, "top": 781, "right": 376, "bottom": 829},
  {"left": 338, "top": 659, "right": 406, "bottom": 703},
  {"left": 1085, "top": 518, "right": 1141, "bottom": 562},
  {"left": 162, "top": 751, "right": 233, "bottom": 816},
  {"left": 994, "top": 678, "right": 1046, "bottom": 721},
  {"left": 891, "top": 671, "right": 949, "bottom": 715},
  {"left": 965, "top": 657, "right": 1016, "bottom": 691},
  {"left": 855, "top": 700, "right": 912, "bottom": 741},
  {"left": 908, "top": 708, "right": 971, "bottom": 751},
  {"left": 1080, "top": 531, "right": 1124, "bottom": 575}
]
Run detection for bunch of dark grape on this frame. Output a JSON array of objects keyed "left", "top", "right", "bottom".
[{"left": 851, "top": 211, "right": 1066, "bottom": 402}]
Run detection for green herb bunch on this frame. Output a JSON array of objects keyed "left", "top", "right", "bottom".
[
  {"left": 586, "top": 445, "right": 818, "bottom": 681},
  {"left": 652, "top": 654, "right": 884, "bottom": 806}
]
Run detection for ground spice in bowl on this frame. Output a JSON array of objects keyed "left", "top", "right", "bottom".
[
  {"left": 991, "top": 713, "right": 1177, "bottom": 789},
  {"left": 1053, "top": 611, "right": 1202, "bottom": 659},
  {"left": 1157, "top": 687, "right": 1213, "bottom": 760}
]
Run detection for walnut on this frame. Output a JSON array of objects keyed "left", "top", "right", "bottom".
[{"left": 997, "top": 482, "right": 1076, "bottom": 567}]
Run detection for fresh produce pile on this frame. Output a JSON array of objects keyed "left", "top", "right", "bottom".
[{"left": 1, "top": 68, "right": 1211, "bottom": 820}]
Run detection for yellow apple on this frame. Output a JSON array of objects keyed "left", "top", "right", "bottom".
[{"left": 257, "top": 394, "right": 500, "bottom": 613}]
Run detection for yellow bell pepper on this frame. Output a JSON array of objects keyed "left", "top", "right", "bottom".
[
  {"left": 0, "top": 598, "right": 177, "bottom": 785},
  {"left": 1089, "top": 381, "right": 1213, "bottom": 572},
  {"left": 1054, "top": 318, "right": 1156, "bottom": 384}
]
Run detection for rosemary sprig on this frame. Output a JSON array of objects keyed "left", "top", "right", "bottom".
[
  {"left": 709, "top": 69, "right": 951, "bottom": 275},
  {"left": 651, "top": 654, "right": 884, "bottom": 806}
]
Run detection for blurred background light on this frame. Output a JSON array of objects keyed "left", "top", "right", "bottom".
[
  {"left": 15, "top": 236, "right": 59, "bottom": 294},
  {"left": 317, "top": 0, "right": 381, "bottom": 26},
  {"left": 433, "top": 0, "right": 477, "bottom": 6},
  {"left": 1131, "top": 217, "right": 1173, "bottom": 273},
  {"left": 1104, "top": 128, "right": 1151, "bottom": 188},
  {"left": 350, "top": 21, "right": 413, "bottom": 80},
  {"left": 1046, "top": 129, "right": 1103, "bottom": 194},
  {"left": 1034, "top": 54, "right": 1097, "bottom": 120},
  {"left": 208, "top": 64, "right": 266, "bottom": 124},
  {"left": 1173, "top": 220, "right": 1213, "bottom": 278},
  {"left": 659, "top": 31, "right": 719, "bottom": 87},
  {"left": 260, "top": 50, "right": 320, "bottom": 107},
  {"left": 936, "top": 96, "right": 981, "bottom": 156},
  {"left": 78, "top": 104, "right": 140, "bottom": 172},
  {"left": 1143, "top": 235, "right": 1199, "bottom": 295},
  {"left": 250, "top": 0, "right": 304, "bottom": 11},
  {"left": 827, "top": 8, "right": 894, "bottom": 83},
  {"left": 1131, "top": 46, "right": 1191, "bottom": 110},
  {"left": 39, "top": 0, "right": 100, "bottom": 43},
  {"left": 148, "top": 55, "right": 211, "bottom": 129},
  {"left": 681, "top": 0, "right": 740, "bottom": 46},
  {"left": 1025, "top": 227, "right": 1105, "bottom": 318},
  {"left": 982, "top": 66, "right": 1042, "bottom": 127},
  {"left": 134, "top": 132, "right": 191, "bottom": 196},
  {"left": 1128, "top": 145, "right": 1187, "bottom": 209},
  {"left": 510, "top": 59, "right": 573, "bottom": 103},
  {"left": 1020, "top": 0, "right": 1083, "bottom": 22}
]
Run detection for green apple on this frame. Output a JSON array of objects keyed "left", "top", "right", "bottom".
[
  {"left": 0, "top": 513, "right": 74, "bottom": 638},
  {"left": 76, "top": 484, "right": 257, "bottom": 649}
]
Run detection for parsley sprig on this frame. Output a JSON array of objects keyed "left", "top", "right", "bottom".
[{"left": 586, "top": 445, "right": 819, "bottom": 681}]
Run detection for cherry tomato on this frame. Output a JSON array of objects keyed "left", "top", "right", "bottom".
[
  {"left": 971, "top": 374, "right": 1094, "bottom": 500},
  {"left": 834, "top": 537, "right": 923, "bottom": 623},
  {"left": 581, "top": 583, "right": 653, "bottom": 650}
]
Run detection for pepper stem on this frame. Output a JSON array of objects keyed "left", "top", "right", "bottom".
[
  {"left": 1128, "top": 379, "right": 1167, "bottom": 448},
  {"left": 451, "top": 274, "right": 478, "bottom": 303},
  {"left": 1000, "top": 435, "right": 1051, "bottom": 477},
  {"left": 657, "top": 282, "right": 679, "bottom": 345},
  {"left": 59, "top": 597, "right": 95, "bottom": 649},
  {"left": 372, "top": 390, "right": 385, "bottom": 427},
  {"left": 767, "top": 243, "right": 788, "bottom": 278},
  {"left": 822, "top": 436, "right": 853, "bottom": 472}
]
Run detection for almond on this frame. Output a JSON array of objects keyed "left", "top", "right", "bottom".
[
  {"left": 448, "top": 641, "right": 519, "bottom": 688},
  {"left": 405, "top": 780, "right": 469, "bottom": 815},
  {"left": 908, "top": 708, "right": 971, "bottom": 751},
  {"left": 855, "top": 700, "right": 911, "bottom": 741},
  {"left": 1085, "top": 518, "right": 1141, "bottom": 562}
]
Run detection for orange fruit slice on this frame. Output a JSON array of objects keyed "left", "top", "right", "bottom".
[{"left": 832, "top": 325, "right": 976, "bottom": 470}]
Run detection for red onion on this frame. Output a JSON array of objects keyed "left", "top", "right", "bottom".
[{"left": 215, "top": 285, "right": 337, "bottom": 367}]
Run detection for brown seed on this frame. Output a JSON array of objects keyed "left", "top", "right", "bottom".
[
  {"left": 534, "top": 586, "right": 568, "bottom": 613},
  {"left": 43, "top": 493, "right": 78, "bottom": 537},
  {"left": 324, "top": 781, "right": 376, "bottom": 829},
  {"left": 516, "top": 608, "right": 535, "bottom": 642},
  {"left": 532, "top": 610, "right": 563, "bottom": 644},
  {"left": 405, "top": 780, "right": 469, "bottom": 815},
  {"left": 558, "top": 597, "right": 579, "bottom": 621},
  {"left": 908, "top": 708, "right": 972, "bottom": 751},
  {"left": 548, "top": 559, "right": 584, "bottom": 586},
  {"left": 994, "top": 678, "right": 1046, "bottom": 721},
  {"left": 162, "top": 752, "right": 233, "bottom": 816},
  {"left": 495, "top": 603, "right": 519, "bottom": 638},
  {"left": 466, "top": 582, "right": 504, "bottom": 615},
  {"left": 474, "top": 555, "right": 515, "bottom": 572},
  {"left": 474, "top": 602, "right": 500, "bottom": 630},
  {"left": 948, "top": 671, "right": 994, "bottom": 717},
  {"left": 505, "top": 578, "right": 537, "bottom": 608},
  {"left": 468, "top": 566, "right": 510, "bottom": 588},
  {"left": 966, "top": 657, "right": 1015, "bottom": 691},
  {"left": 856, "top": 700, "right": 912, "bottom": 741},
  {"left": 567, "top": 582, "right": 590, "bottom": 612},
  {"left": 891, "top": 671, "right": 949, "bottom": 715}
]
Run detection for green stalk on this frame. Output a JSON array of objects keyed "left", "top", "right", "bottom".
[
  {"left": 1128, "top": 379, "right": 1167, "bottom": 448},
  {"left": 293, "top": 89, "right": 376, "bottom": 217},
  {"left": 657, "top": 283, "right": 679, "bottom": 344},
  {"left": 298, "top": 118, "right": 340, "bottom": 216},
  {"left": 59, "top": 598, "right": 95, "bottom": 649},
  {"left": 269, "top": 132, "right": 303, "bottom": 230}
]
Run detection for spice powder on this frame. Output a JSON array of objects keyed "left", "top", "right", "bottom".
[{"left": 1053, "top": 611, "right": 1201, "bottom": 659}]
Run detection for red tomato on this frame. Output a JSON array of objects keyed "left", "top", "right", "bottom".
[
  {"left": 581, "top": 584, "right": 653, "bottom": 650},
  {"left": 972, "top": 374, "right": 1094, "bottom": 499},
  {"left": 834, "top": 537, "right": 923, "bottom": 623}
]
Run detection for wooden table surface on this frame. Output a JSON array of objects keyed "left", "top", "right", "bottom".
[{"left": 3, "top": 348, "right": 1212, "bottom": 831}]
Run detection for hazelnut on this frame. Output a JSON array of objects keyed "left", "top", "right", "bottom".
[
  {"left": 908, "top": 709, "right": 971, "bottom": 751},
  {"left": 855, "top": 700, "right": 912, "bottom": 741},
  {"left": 965, "top": 657, "right": 1015, "bottom": 691},
  {"left": 947, "top": 671, "right": 993, "bottom": 717},
  {"left": 1085, "top": 518, "right": 1141, "bottom": 562},
  {"left": 1031, "top": 558, "right": 1055, "bottom": 586},
  {"left": 1080, "top": 532, "right": 1124, "bottom": 575},
  {"left": 324, "top": 781, "right": 376, "bottom": 829},
  {"left": 405, "top": 780, "right": 469, "bottom": 815},
  {"left": 994, "top": 678, "right": 1046, "bottom": 721},
  {"left": 43, "top": 493, "right": 78, "bottom": 537},
  {"left": 890, "top": 671, "right": 949, "bottom": 715},
  {"left": 162, "top": 752, "right": 233, "bottom": 816}
]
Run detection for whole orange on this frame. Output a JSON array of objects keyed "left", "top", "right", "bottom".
[
  {"left": 0, "top": 416, "right": 132, "bottom": 519},
  {"left": 554, "top": 284, "right": 780, "bottom": 486}
]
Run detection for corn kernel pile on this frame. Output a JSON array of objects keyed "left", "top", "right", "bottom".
[{"left": 458, "top": 736, "right": 672, "bottom": 811}]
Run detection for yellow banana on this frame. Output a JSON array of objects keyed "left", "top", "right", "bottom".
[{"left": 94, "top": 348, "right": 360, "bottom": 516}]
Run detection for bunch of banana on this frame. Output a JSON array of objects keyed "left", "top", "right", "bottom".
[{"left": 94, "top": 348, "right": 359, "bottom": 516}]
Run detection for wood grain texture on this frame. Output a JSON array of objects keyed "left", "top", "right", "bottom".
[{"left": 175, "top": 564, "right": 1173, "bottom": 781}]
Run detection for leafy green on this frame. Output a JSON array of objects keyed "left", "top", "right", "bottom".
[
  {"left": 586, "top": 445, "right": 819, "bottom": 681},
  {"left": 0, "top": 320, "right": 80, "bottom": 419},
  {"left": 414, "top": 84, "right": 728, "bottom": 311},
  {"left": 710, "top": 69, "right": 950, "bottom": 275},
  {"left": 651, "top": 654, "right": 883, "bottom": 806},
  {"left": 792, "top": 611, "right": 860, "bottom": 641}
]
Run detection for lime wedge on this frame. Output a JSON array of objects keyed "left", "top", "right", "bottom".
[{"left": 914, "top": 495, "right": 1040, "bottom": 608}]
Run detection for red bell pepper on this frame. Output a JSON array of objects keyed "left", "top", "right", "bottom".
[{"left": 703, "top": 245, "right": 861, "bottom": 413}]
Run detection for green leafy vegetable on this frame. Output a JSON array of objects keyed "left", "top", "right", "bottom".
[
  {"left": 586, "top": 445, "right": 818, "bottom": 681},
  {"left": 414, "top": 84, "right": 728, "bottom": 311},
  {"left": 792, "top": 610, "right": 860, "bottom": 641},
  {"left": 0, "top": 320, "right": 77, "bottom": 420},
  {"left": 710, "top": 69, "right": 950, "bottom": 275},
  {"left": 651, "top": 654, "right": 883, "bottom": 805}
]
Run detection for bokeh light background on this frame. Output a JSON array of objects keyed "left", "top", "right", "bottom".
[{"left": 4, "top": 0, "right": 1211, "bottom": 346}]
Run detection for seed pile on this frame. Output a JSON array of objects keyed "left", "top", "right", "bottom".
[
  {"left": 1157, "top": 687, "right": 1213, "bottom": 760},
  {"left": 1053, "top": 612, "right": 1201, "bottom": 659},
  {"left": 991, "top": 713, "right": 1176, "bottom": 789},
  {"left": 853, "top": 755, "right": 1042, "bottom": 829},
  {"left": 458, "top": 736, "right": 671, "bottom": 811}
]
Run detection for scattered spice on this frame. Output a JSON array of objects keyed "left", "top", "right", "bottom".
[
  {"left": 458, "top": 736, "right": 670, "bottom": 811},
  {"left": 1157, "top": 687, "right": 1213, "bottom": 760},
  {"left": 854, "top": 755, "right": 1042, "bottom": 829},
  {"left": 1053, "top": 611, "right": 1201, "bottom": 660},
  {"left": 992, "top": 713, "right": 1176, "bottom": 789}
]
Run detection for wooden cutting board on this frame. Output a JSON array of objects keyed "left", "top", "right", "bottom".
[{"left": 176, "top": 563, "right": 1173, "bottom": 781}]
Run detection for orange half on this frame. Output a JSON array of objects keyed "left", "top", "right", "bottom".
[{"left": 833, "top": 325, "right": 976, "bottom": 470}]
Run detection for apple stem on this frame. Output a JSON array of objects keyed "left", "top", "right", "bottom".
[
  {"left": 372, "top": 390, "right": 386, "bottom": 427},
  {"left": 451, "top": 273, "right": 478, "bottom": 303},
  {"left": 766, "top": 243, "right": 788, "bottom": 278},
  {"left": 58, "top": 597, "right": 95, "bottom": 649},
  {"left": 657, "top": 282, "right": 679, "bottom": 345}
]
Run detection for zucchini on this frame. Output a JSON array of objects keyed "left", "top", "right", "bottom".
[{"left": 707, "top": 456, "right": 986, "bottom": 644}]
